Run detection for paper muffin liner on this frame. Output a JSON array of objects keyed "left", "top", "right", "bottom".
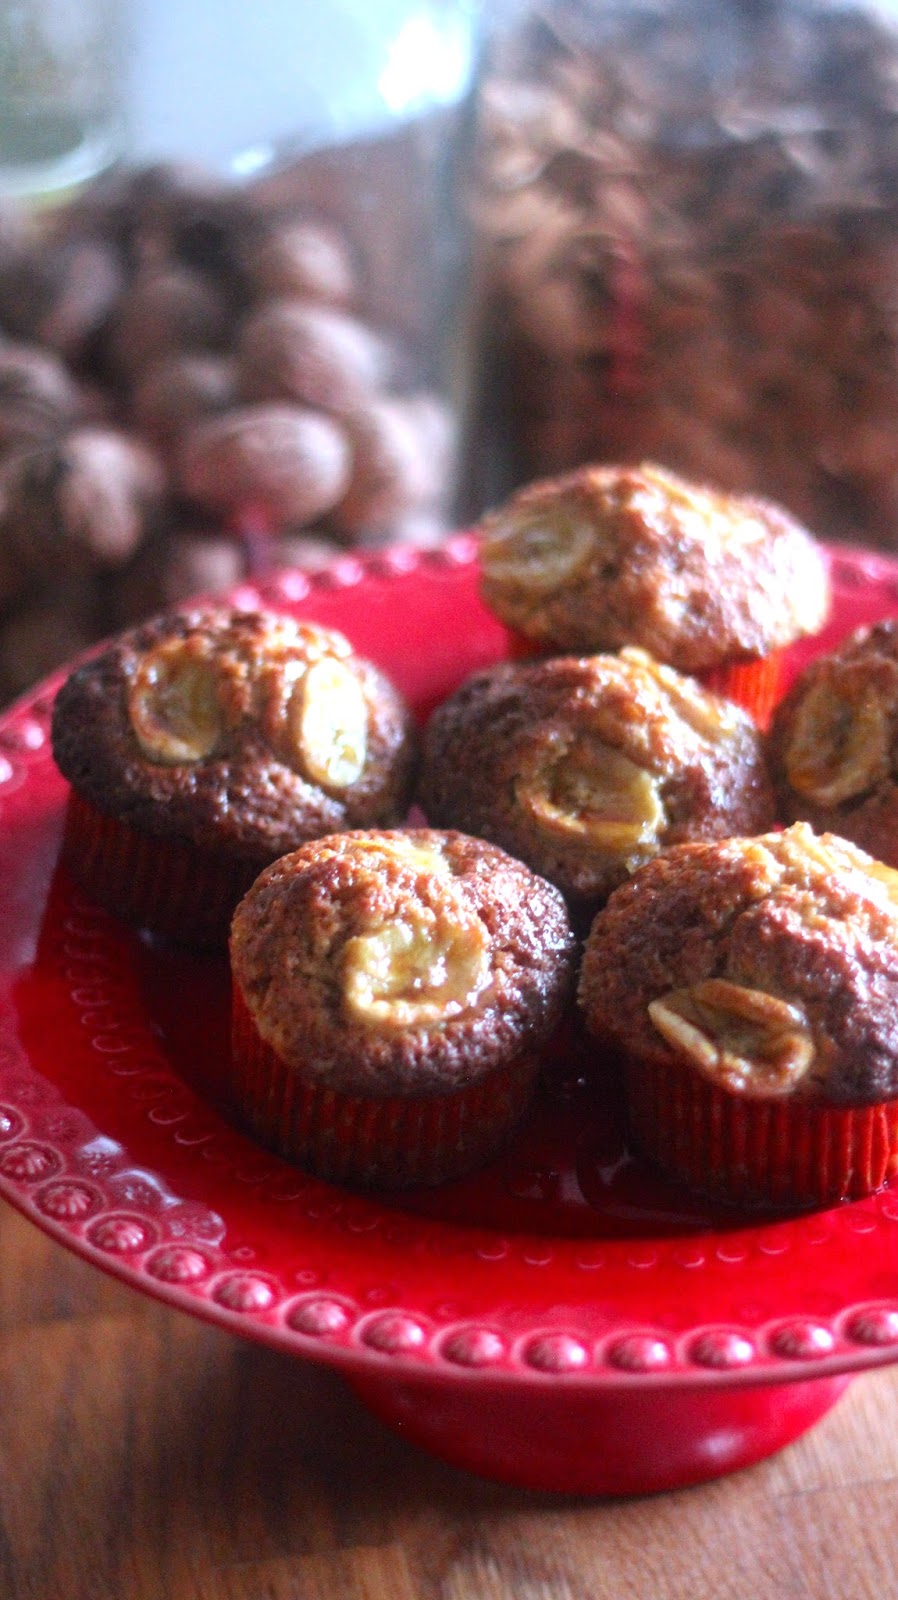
[
  {"left": 230, "top": 982, "right": 540, "bottom": 1189},
  {"left": 700, "top": 652, "right": 785, "bottom": 728},
  {"left": 625, "top": 1053, "right": 898, "bottom": 1210},
  {"left": 61, "top": 790, "right": 258, "bottom": 949},
  {"left": 504, "top": 627, "right": 549, "bottom": 663},
  {"left": 505, "top": 630, "right": 784, "bottom": 727}
]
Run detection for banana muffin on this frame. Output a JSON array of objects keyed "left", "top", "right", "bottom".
[
  {"left": 579, "top": 822, "right": 898, "bottom": 1209},
  {"left": 768, "top": 619, "right": 898, "bottom": 864},
  {"left": 419, "top": 648, "right": 775, "bottom": 913},
  {"left": 52, "top": 606, "right": 416, "bottom": 946},
  {"left": 478, "top": 461, "right": 830, "bottom": 720},
  {"left": 229, "top": 828, "right": 577, "bottom": 1187}
]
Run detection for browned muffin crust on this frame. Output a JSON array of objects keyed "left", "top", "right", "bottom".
[
  {"left": 768, "top": 619, "right": 898, "bottom": 864},
  {"left": 479, "top": 462, "right": 830, "bottom": 669},
  {"left": 52, "top": 607, "right": 416, "bottom": 867},
  {"left": 579, "top": 823, "right": 898, "bottom": 1106},
  {"left": 419, "top": 650, "right": 775, "bottom": 906},
  {"left": 230, "top": 829, "right": 576, "bottom": 1097}
]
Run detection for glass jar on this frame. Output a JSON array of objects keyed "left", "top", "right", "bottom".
[
  {"left": 128, "top": 0, "right": 476, "bottom": 408},
  {"left": 0, "top": 0, "right": 127, "bottom": 201},
  {"left": 458, "top": 0, "right": 898, "bottom": 544},
  {"left": 0, "top": 2, "right": 476, "bottom": 707}
]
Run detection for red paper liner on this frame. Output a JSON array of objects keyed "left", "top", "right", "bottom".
[
  {"left": 505, "top": 629, "right": 784, "bottom": 726},
  {"left": 625, "top": 1054, "right": 898, "bottom": 1210},
  {"left": 61, "top": 790, "right": 258, "bottom": 949},
  {"left": 700, "top": 651, "right": 785, "bottom": 728},
  {"left": 504, "top": 627, "right": 545, "bottom": 663},
  {"left": 230, "top": 983, "right": 540, "bottom": 1189}
]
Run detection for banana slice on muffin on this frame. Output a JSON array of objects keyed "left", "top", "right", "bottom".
[
  {"left": 229, "top": 828, "right": 577, "bottom": 1187},
  {"left": 419, "top": 648, "right": 775, "bottom": 912},
  {"left": 52, "top": 606, "right": 417, "bottom": 946},
  {"left": 579, "top": 822, "right": 898, "bottom": 1209}
]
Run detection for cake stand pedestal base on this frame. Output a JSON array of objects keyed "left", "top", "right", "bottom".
[{"left": 348, "top": 1368, "right": 852, "bottom": 1496}]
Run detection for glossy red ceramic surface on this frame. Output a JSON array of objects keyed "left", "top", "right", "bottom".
[{"left": 3, "top": 538, "right": 898, "bottom": 1494}]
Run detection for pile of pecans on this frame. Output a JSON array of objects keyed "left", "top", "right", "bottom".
[
  {"left": 0, "top": 147, "right": 455, "bottom": 708},
  {"left": 460, "top": 0, "right": 898, "bottom": 544}
]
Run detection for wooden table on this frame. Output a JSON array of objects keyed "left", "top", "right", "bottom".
[{"left": 2, "top": 1198, "right": 896, "bottom": 1600}]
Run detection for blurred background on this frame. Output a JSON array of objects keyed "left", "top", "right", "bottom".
[
  {"left": 0, "top": 0, "right": 478, "bottom": 706},
  {"left": 126, "top": 0, "right": 474, "bottom": 172},
  {"left": 5, "top": 0, "right": 898, "bottom": 707}
]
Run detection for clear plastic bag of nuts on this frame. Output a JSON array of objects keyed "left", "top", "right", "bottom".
[{"left": 457, "top": 0, "right": 898, "bottom": 544}]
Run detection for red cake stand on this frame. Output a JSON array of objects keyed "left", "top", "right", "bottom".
[{"left": 2, "top": 539, "right": 898, "bottom": 1497}]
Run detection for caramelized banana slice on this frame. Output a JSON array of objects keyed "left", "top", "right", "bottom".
[
  {"left": 785, "top": 677, "right": 892, "bottom": 806},
  {"left": 518, "top": 735, "right": 665, "bottom": 851},
  {"left": 648, "top": 978, "right": 815, "bottom": 1099},
  {"left": 862, "top": 856, "right": 898, "bottom": 908},
  {"left": 289, "top": 656, "right": 369, "bottom": 790},
  {"left": 343, "top": 901, "right": 492, "bottom": 1031},
  {"left": 481, "top": 508, "right": 595, "bottom": 593},
  {"left": 128, "top": 637, "right": 224, "bottom": 763},
  {"left": 619, "top": 647, "right": 732, "bottom": 741},
  {"left": 341, "top": 835, "right": 451, "bottom": 878}
]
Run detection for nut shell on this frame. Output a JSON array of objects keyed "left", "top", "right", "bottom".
[
  {"left": 156, "top": 533, "right": 245, "bottom": 607},
  {"left": 178, "top": 403, "right": 350, "bottom": 528},
  {"left": 237, "top": 299, "right": 389, "bottom": 415},
  {"left": 0, "top": 236, "right": 123, "bottom": 359},
  {"left": 0, "top": 342, "right": 80, "bottom": 452},
  {"left": 2, "top": 427, "right": 165, "bottom": 572},
  {"left": 331, "top": 396, "right": 449, "bottom": 539},
  {"left": 247, "top": 219, "right": 356, "bottom": 306},
  {"left": 131, "top": 353, "right": 236, "bottom": 457},
  {"left": 67, "top": 161, "right": 256, "bottom": 277},
  {"left": 107, "top": 264, "right": 230, "bottom": 377}
]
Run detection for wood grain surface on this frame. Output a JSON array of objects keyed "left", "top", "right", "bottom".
[{"left": 2, "top": 1198, "right": 896, "bottom": 1600}]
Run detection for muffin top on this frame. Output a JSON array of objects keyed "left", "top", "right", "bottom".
[
  {"left": 768, "top": 619, "right": 898, "bottom": 864},
  {"left": 579, "top": 823, "right": 898, "bottom": 1106},
  {"left": 52, "top": 606, "right": 416, "bottom": 864},
  {"left": 419, "top": 648, "right": 775, "bottom": 906},
  {"left": 230, "top": 829, "right": 576, "bottom": 1096},
  {"left": 478, "top": 461, "right": 830, "bottom": 669}
]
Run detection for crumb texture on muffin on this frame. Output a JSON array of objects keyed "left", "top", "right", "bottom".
[
  {"left": 579, "top": 823, "right": 898, "bottom": 1105},
  {"left": 479, "top": 461, "right": 830, "bottom": 668},
  {"left": 768, "top": 619, "right": 898, "bottom": 863},
  {"left": 51, "top": 606, "right": 416, "bottom": 865},
  {"left": 230, "top": 828, "right": 576, "bottom": 1097},
  {"left": 419, "top": 648, "right": 775, "bottom": 905}
]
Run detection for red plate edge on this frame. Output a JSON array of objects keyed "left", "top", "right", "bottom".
[{"left": 2, "top": 538, "right": 898, "bottom": 1393}]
